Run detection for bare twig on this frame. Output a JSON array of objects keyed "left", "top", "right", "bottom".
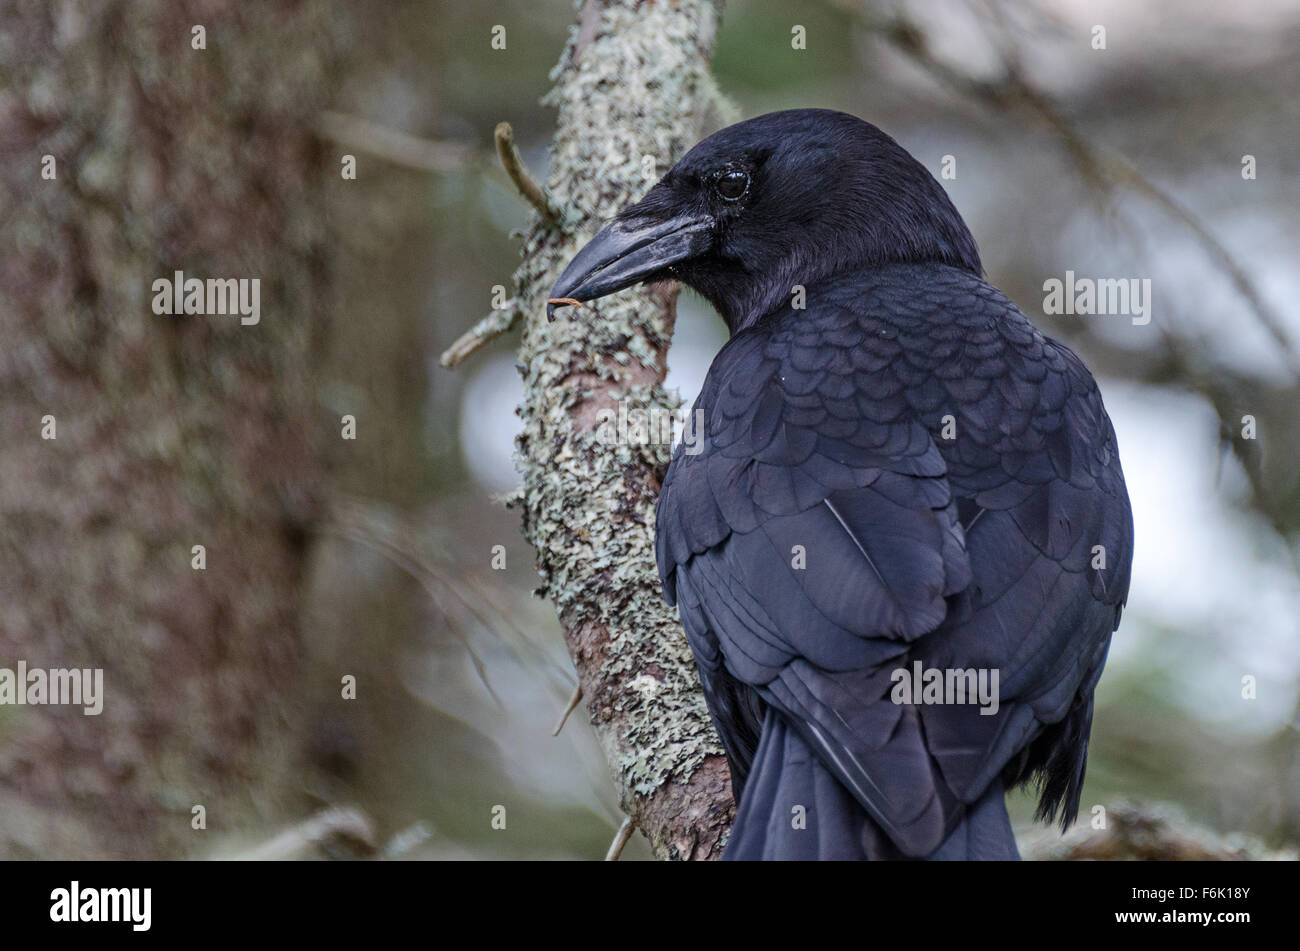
[
  {"left": 552, "top": 684, "right": 584, "bottom": 736},
  {"left": 495, "top": 121, "right": 566, "bottom": 223},
  {"left": 440, "top": 301, "right": 521, "bottom": 368},
  {"left": 229, "top": 807, "right": 377, "bottom": 861},
  {"left": 604, "top": 816, "right": 636, "bottom": 861}
]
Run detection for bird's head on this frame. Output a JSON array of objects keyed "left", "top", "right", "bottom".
[{"left": 548, "top": 109, "right": 981, "bottom": 333}]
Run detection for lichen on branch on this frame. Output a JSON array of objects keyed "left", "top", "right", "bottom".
[{"left": 509, "top": 0, "right": 733, "bottom": 859}]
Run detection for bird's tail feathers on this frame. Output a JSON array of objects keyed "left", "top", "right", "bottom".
[{"left": 724, "top": 708, "right": 1019, "bottom": 860}]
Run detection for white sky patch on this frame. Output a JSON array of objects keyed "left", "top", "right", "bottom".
[
  {"left": 1055, "top": 201, "right": 1300, "bottom": 382},
  {"left": 459, "top": 296, "right": 726, "bottom": 495},
  {"left": 664, "top": 292, "right": 727, "bottom": 414},
  {"left": 1103, "top": 381, "right": 1299, "bottom": 734},
  {"left": 459, "top": 355, "right": 525, "bottom": 494}
]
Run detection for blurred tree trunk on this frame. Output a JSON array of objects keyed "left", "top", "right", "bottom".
[
  {"left": 509, "top": 0, "right": 735, "bottom": 859},
  {"left": 0, "top": 0, "right": 340, "bottom": 858}
]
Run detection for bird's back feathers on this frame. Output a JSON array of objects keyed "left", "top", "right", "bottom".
[{"left": 657, "top": 262, "right": 1133, "bottom": 858}]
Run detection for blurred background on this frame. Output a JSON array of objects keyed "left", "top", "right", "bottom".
[{"left": 1, "top": 0, "right": 1298, "bottom": 859}]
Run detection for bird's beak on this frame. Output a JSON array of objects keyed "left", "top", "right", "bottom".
[{"left": 547, "top": 212, "right": 713, "bottom": 320}]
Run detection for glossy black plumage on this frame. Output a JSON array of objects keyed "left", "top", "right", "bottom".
[{"left": 550, "top": 109, "right": 1133, "bottom": 860}]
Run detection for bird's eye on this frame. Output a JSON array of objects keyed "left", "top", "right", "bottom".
[{"left": 715, "top": 169, "right": 749, "bottom": 201}]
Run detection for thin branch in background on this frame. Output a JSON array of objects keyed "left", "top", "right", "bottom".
[
  {"left": 320, "top": 499, "right": 636, "bottom": 839},
  {"left": 1090, "top": 208, "right": 1297, "bottom": 573},
  {"left": 456, "top": 570, "right": 576, "bottom": 687},
  {"left": 846, "top": 1, "right": 1300, "bottom": 557},
  {"left": 316, "top": 110, "right": 473, "bottom": 174},
  {"left": 320, "top": 508, "right": 505, "bottom": 708},
  {"left": 323, "top": 494, "right": 577, "bottom": 691},
  {"left": 230, "top": 807, "right": 377, "bottom": 861},
  {"left": 852, "top": 3, "right": 1300, "bottom": 377},
  {"left": 1022, "top": 801, "right": 1296, "bottom": 861}
]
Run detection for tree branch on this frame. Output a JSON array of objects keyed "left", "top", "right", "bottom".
[
  {"left": 509, "top": 0, "right": 733, "bottom": 860},
  {"left": 316, "top": 110, "right": 471, "bottom": 174},
  {"left": 1022, "top": 802, "right": 1296, "bottom": 861}
]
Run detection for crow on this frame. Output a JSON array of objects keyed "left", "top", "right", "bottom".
[{"left": 549, "top": 109, "right": 1133, "bottom": 860}]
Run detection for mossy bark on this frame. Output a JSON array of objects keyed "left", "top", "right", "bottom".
[{"left": 512, "top": 0, "right": 734, "bottom": 859}]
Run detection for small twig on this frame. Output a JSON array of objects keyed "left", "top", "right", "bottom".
[
  {"left": 551, "top": 684, "right": 584, "bottom": 736},
  {"left": 440, "top": 302, "right": 520, "bottom": 368},
  {"left": 326, "top": 494, "right": 576, "bottom": 689},
  {"left": 230, "top": 806, "right": 377, "bottom": 861},
  {"left": 382, "top": 821, "right": 435, "bottom": 859},
  {"left": 317, "top": 110, "right": 472, "bottom": 174},
  {"left": 495, "top": 121, "right": 566, "bottom": 223},
  {"left": 604, "top": 816, "right": 636, "bottom": 861}
]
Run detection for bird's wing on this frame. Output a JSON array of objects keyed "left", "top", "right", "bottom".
[
  {"left": 656, "top": 266, "right": 1132, "bottom": 855},
  {"left": 917, "top": 323, "right": 1132, "bottom": 823}
]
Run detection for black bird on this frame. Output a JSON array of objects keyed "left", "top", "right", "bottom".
[{"left": 549, "top": 109, "right": 1133, "bottom": 860}]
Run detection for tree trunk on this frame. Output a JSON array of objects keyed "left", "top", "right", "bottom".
[
  {"left": 0, "top": 0, "right": 339, "bottom": 858},
  {"left": 510, "top": 0, "right": 734, "bottom": 859}
]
